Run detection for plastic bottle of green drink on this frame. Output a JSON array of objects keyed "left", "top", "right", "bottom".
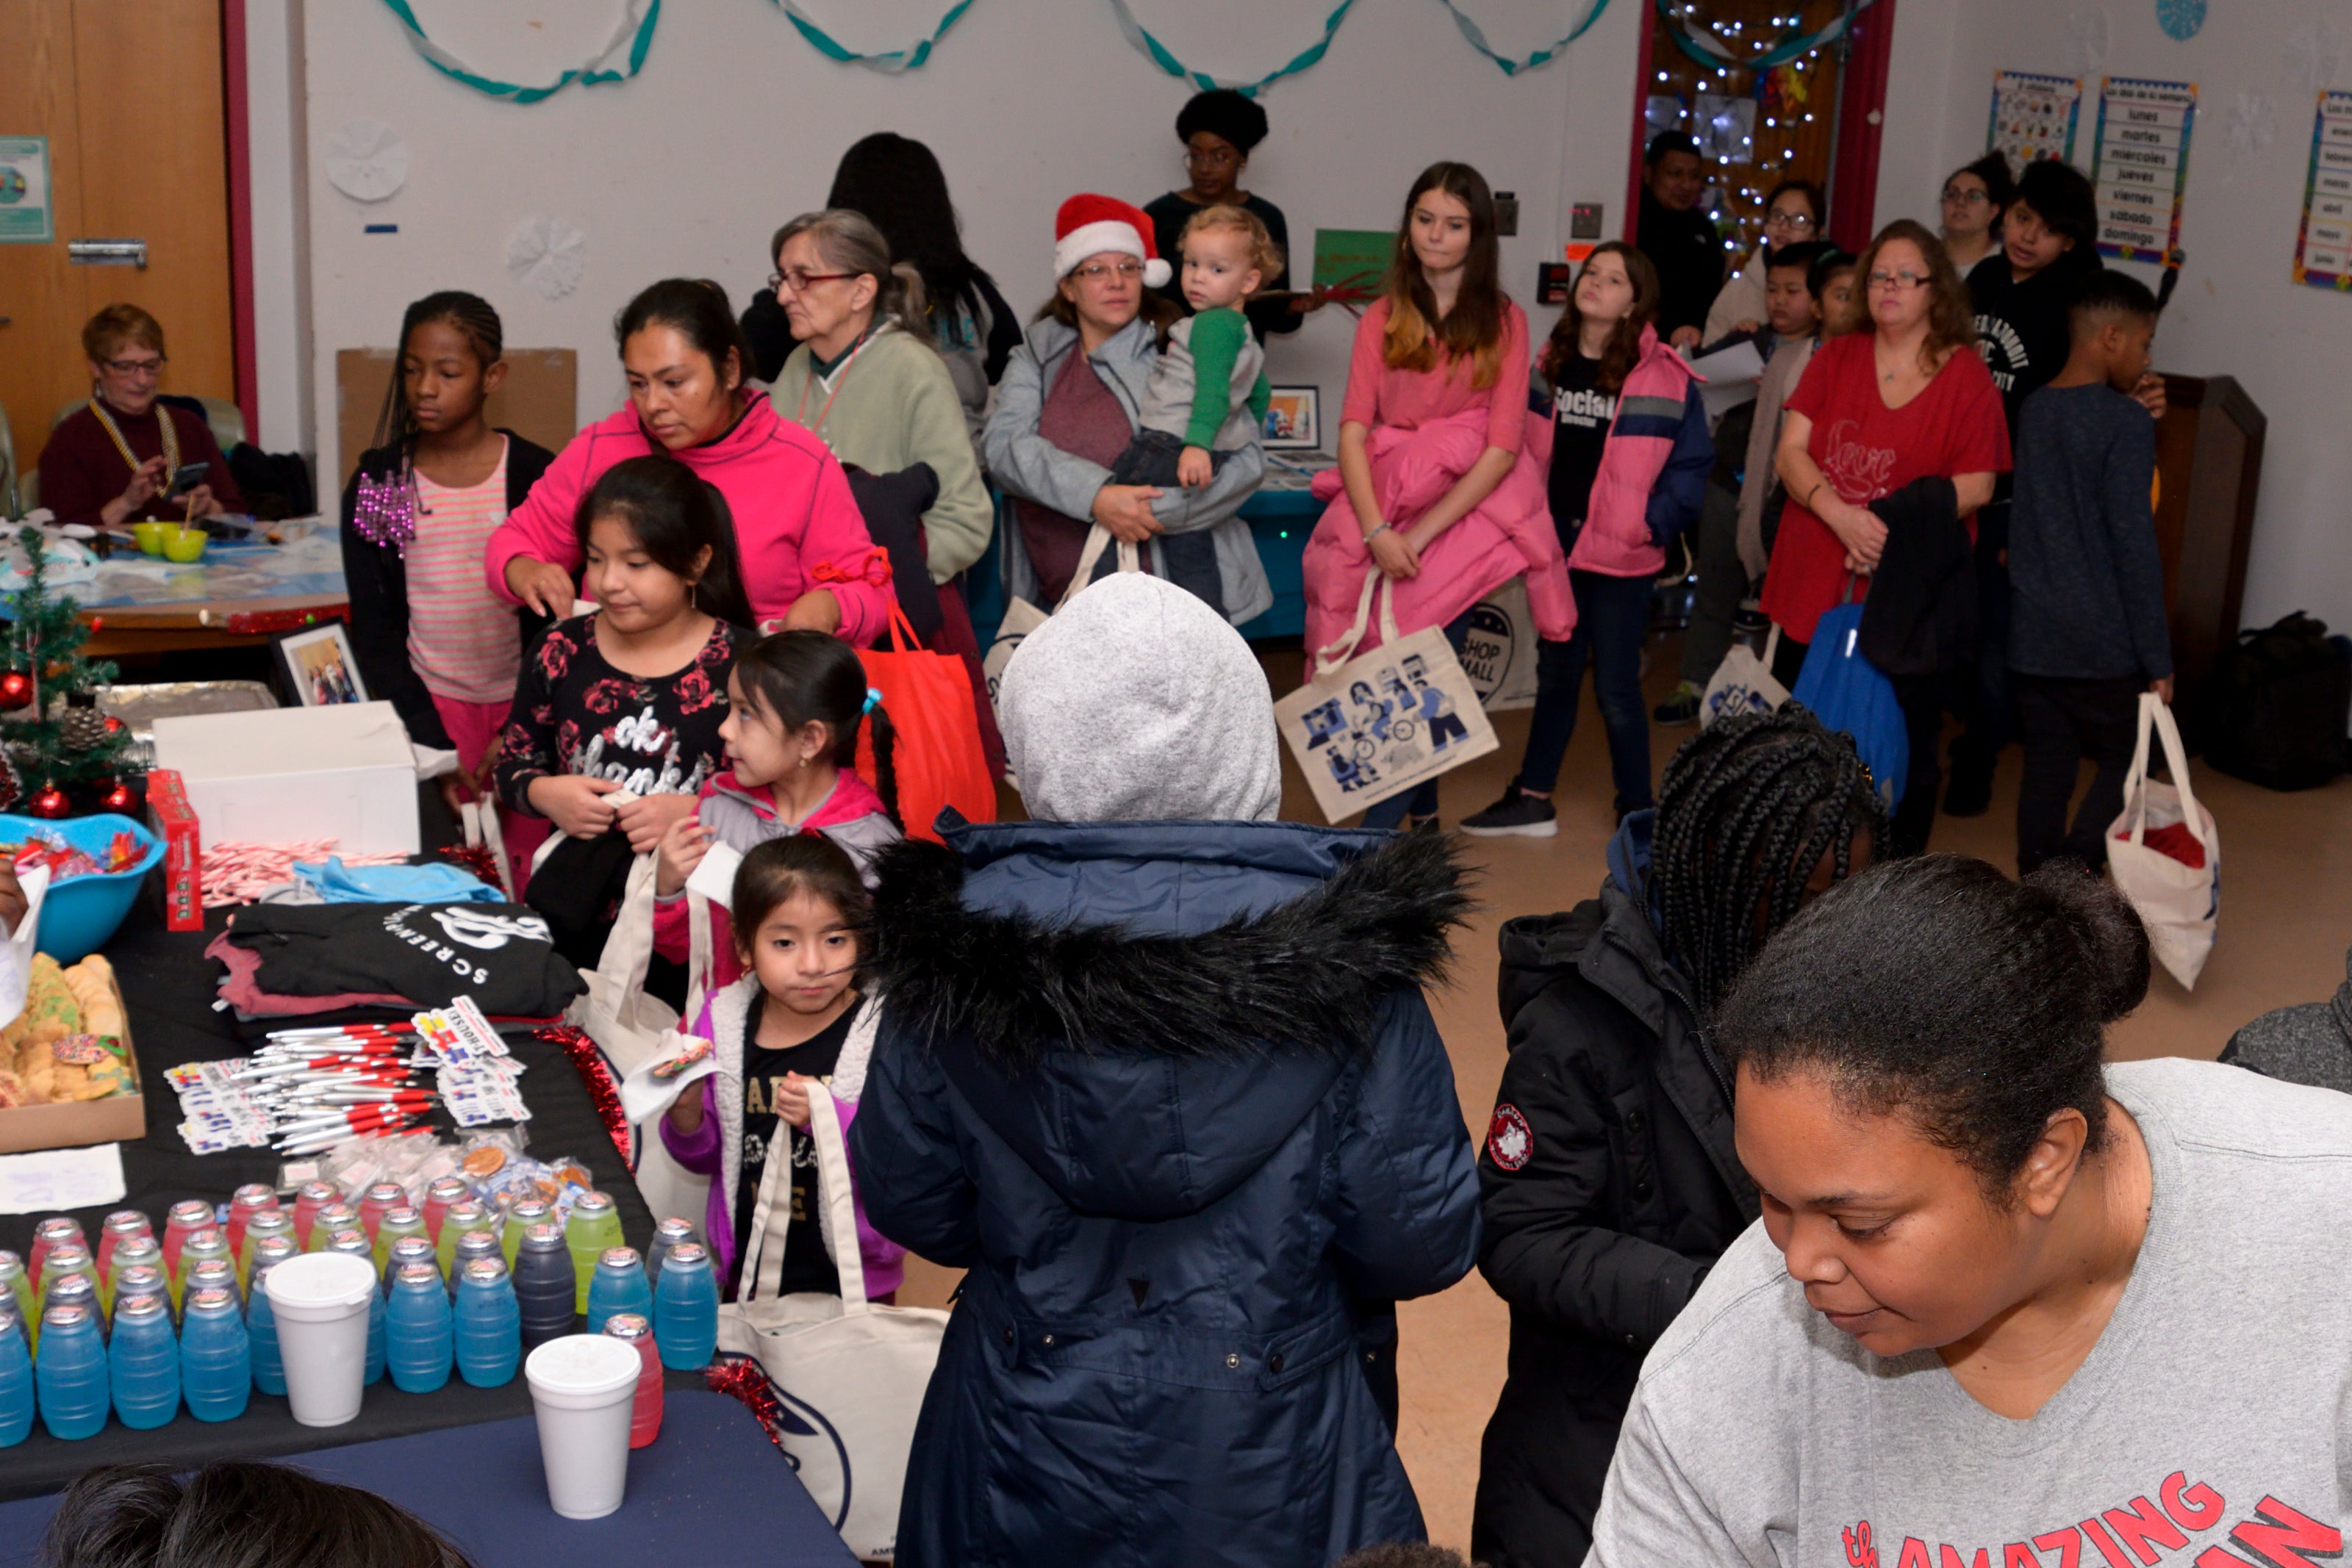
[
  {"left": 500, "top": 1199, "right": 551, "bottom": 1268},
  {"left": 563, "top": 1193, "right": 622, "bottom": 1314}
]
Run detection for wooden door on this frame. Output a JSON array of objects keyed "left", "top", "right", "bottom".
[{"left": 0, "top": 0, "right": 233, "bottom": 480}]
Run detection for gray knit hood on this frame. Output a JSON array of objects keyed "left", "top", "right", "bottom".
[{"left": 999, "top": 571, "right": 1281, "bottom": 823}]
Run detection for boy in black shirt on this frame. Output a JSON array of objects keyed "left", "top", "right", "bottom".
[{"left": 2007, "top": 270, "right": 2172, "bottom": 874}]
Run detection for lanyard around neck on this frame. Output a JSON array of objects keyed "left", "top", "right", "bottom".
[
  {"left": 794, "top": 326, "right": 879, "bottom": 436},
  {"left": 90, "top": 396, "right": 179, "bottom": 483}
]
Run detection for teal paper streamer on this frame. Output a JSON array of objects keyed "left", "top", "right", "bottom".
[
  {"left": 379, "top": 0, "right": 661, "bottom": 104},
  {"left": 1655, "top": 0, "right": 1878, "bottom": 74},
  {"left": 772, "top": 0, "right": 977, "bottom": 73},
  {"left": 1441, "top": 0, "right": 1613, "bottom": 76},
  {"left": 1105, "top": 0, "right": 1357, "bottom": 98}
]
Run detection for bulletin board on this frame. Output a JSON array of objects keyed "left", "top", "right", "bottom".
[
  {"left": 2292, "top": 90, "right": 2352, "bottom": 292},
  {"left": 1987, "top": 71, "right": 2083, "bottom": 173},
  {"left": 2089, "top": 76, "right": 2197, "bottom": 264}
]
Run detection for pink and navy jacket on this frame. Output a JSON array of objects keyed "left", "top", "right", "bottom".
[
  {"left": 1541, "top": 325, "right": 1713, "bottom": 580},
  {"left": 483, "top": 395, "right": 894, "bottom": 645},
  {"left": 651, "top": 766, "right": 900, "bottom": 989},
  {"left": 658, "top": 978, "right": 906, "bottom": 1299}
]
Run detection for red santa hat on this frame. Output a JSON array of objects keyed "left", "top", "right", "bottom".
[{"left": 1053, "top": 193, "right": 1171, "bottom": 289}]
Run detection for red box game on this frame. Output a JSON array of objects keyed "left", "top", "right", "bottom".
[{"left": 146, "top": 767, "right": 201, "bottom": 930}]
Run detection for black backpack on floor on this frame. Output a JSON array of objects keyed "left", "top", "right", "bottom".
[{"left": 2196, "top": 611, "right": 2352, "bottom": 791}]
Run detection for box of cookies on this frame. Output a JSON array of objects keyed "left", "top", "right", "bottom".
[{"left": 0, "top": 952, "right": 143, "bottom": 1153}]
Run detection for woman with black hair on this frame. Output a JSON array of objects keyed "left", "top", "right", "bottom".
[
  {"left": 1471, "top": 705, "right": 1884, "bottom": 1568},
  {"left": 1141, "top": 88, "right": 1324, "bottom": 340},
  {"left": 1940, "top": 152, "right": 2015, "bottom": 273},
  {"left": 1588, "top": 855, "right": 2352, "bottom": 1567},
  {"left": 37, "top": 1461, "right": 476, "bottom": 1568}
]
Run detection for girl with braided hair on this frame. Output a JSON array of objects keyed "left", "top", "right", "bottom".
[
  {"left": 340, "top": 292, "right": 556, "bottom": 874},
  {"left": 1469, "top": 704, "right": 1884, "bottom": 1568}
]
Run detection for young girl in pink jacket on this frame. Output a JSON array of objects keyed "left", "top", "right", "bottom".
[
  {"left": 1463, "top": 242, "right": 1712, "bottom": 838},
  {"left": 484, "top": 278, "right": 893, "bottom": 645},
  {"left": 1299, "top": 162, "right": 1573, "bottom": 830}
]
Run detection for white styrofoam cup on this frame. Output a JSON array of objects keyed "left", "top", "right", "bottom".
[
  {"left": 524, "top": 1334, "right": 642, "bottom": 1520},
  {"left": 263, "top": 1252, "right": 379, "bottom": 1428}
]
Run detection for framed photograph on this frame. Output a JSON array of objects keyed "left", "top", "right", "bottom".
[
  {"left": 274, "top": 622, "right": 370, "bottom": 708},
  {"left": 1262, "top": 385, "right": 1321, "bottom": 450}
]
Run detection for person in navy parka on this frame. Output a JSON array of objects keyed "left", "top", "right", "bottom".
[{"left": 850, "top": 571, "right": 1482, "bottom": 1568}]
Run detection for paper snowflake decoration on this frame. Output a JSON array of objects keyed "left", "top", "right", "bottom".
[
  {"left": 2156, "top": 0, "right": 2205, "bottom": 42},
  {"left": 2285, "top": 18, "right": 2347, "bottom": 100},
  {"left": 2068, "top": 9, "right": 2112, "bottom": 78},
  {"left": 506, "top": 216, "right": 587, "bottom": 302},
  {"left": 2225, "top": 92, "right": 2277, "bottom": 163}
]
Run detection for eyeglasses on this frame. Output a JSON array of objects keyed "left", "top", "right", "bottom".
[
  {"left": 1764, "top": 210, "right": 1817, "bottom": 231},
  {"left": 1184, "top": 145, "right": 1240, "bottom": 170},
  {"left": 1069, "top": 260, "right": 1144, "bottom": 284},
  {"left": 100, "top": 356, "right": 166, "bottom": 377},
  {"left": 770, "top": 269, "right": 856, "bottom": 293},
  {"left": 1867, "top": 270, "right": 1931, "bottom": 291},
  {"left": 1941, "top": 186, "right": 1991, "bottom": 206}
]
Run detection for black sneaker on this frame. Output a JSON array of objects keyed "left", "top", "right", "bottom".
[
  {"left": 1654, "top": 682, "right": 1702, "bottom": 726},
  {"left": 1460, "top": 786, "right": 1558, "bottom": 838}
]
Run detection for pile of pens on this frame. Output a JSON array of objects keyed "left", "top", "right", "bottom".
[{"left": 171, "top": 1024, "right": 437, "bottom": 1155}]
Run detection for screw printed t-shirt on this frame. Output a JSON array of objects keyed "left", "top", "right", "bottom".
[
  {"left": 1757, "top": 331, "right": 2009, "bottom": 643},
  {"left": 728, "top": 996, "right": 855, "bottom": 1301},
  {"left": 1587, "top": 1058, "right": 2352, "bottom": 1568},
  {"left": 494, "top": 612, "right": 744, "bottom": 811}
]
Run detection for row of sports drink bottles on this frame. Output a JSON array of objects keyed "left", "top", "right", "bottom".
[{"left": 0, "top": 1184, "right": 719, "bottom": 1445}]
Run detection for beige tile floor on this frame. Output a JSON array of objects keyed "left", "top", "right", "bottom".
[{"left": 900, "top": 629, "right": 2352, "bottom": 1553}]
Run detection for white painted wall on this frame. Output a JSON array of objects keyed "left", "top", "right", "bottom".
[
  {"left": 1871, "top": 0, "right": 2352, "bottom": 639},
  {"left": 286, "top": 0, "right": 1645, "bottom": 485}
]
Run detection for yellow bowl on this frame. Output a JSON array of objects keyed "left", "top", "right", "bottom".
[
  {"left": 131, "top": 522, "right": 169, "bottom": 555},
  {"left": 160, "top": 528, "right": 208, "bottom": 564}
]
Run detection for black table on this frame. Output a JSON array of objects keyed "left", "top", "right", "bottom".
[
  {"left": 0, "top": 1389, "right": 856, "bottom": 1567},
  {"left": 0, "top": 901, "right": 662, "bottom": 1497}
]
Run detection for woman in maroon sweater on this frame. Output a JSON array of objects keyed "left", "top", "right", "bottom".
[{"left": 38, "top": 304, "right": 243, "bottom": 528}]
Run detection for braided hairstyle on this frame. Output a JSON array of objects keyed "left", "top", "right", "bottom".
[
  {"left": 1653, "top": 704, "right": 1889, "bottom": 1013},
  {"left": 365, "top": 291, "right": 503, "bottom": 481}
]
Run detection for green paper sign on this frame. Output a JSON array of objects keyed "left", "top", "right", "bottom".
[
  {"left": 0, "top": 137, "right": 54, "bottom": 244},
  {"left": 1312, "top": 229, "right": 1392, "bottom": 295}
]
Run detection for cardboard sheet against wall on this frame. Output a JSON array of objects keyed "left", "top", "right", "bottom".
[{"left": 334, "top": 348, "right": 578, "bottom": 484}]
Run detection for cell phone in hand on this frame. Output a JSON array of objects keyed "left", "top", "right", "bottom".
[{"left": 167, "top": 461, "right": 209, "bottom": 498}]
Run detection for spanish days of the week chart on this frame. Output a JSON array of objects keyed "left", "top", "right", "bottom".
[{"left": 2091, "top": 76, "right": 2196, "bottom": 262}]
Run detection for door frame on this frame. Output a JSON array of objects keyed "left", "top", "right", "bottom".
[{"left": 223, "top": 0, "right": 258, "bottom": 445}]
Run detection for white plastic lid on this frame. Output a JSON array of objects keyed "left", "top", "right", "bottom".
[
  {"left": 263, "top": 1251, "right": 379, "bottom": 1318},
  {"left": 525, "top": 1334, "right": 642, "bottom": 1406}
]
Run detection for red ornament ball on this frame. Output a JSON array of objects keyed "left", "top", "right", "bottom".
[
  {"left": 0, "top": 672, "right": 31, "bottom": 712},
  {"left": 87, "top": 616, "right": 103, "bottom": 634},
  {"left": 100, "top": 780, "right": 133, "bottom": 813},
  {"left": 103, "top": 715, "right": 123, "bottom": 735},
  {"left": 29, "top": 786, "right": 69, "bottom": 819}
]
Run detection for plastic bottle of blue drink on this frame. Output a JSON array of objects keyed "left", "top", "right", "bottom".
[
  {"left": 43, "top": 1273, "right": 101, "bottom": 1345},
  {"left": 179, "top": 1287, "right": 250, "bottom": 1423},
  {"left": 385, "top": 1262, "right": 452, "bottom": 1394},
  {"left": 0, "top": 1314, "right": 32, "bottom": 1446},
  {"left": 107, "top": 1292, "right": 180, "bottom": 1431},
  {"left": 321, "top": 1229, "right": 385, "bottom": 1385},
  {"left": 448, "top": 1231, "right": 501, "bottom": 1298},
  {"left": 245, "top": 1236, "right": 300, "bottom": 1398},
  {"left": 585, "top": 1246, "right": 653, "bottom": 1336},
  {"left": 654, "top": 1242, "right": 720, "bottom": 1370},
  {"left": 35, "top": 1303, "right": 108, "bottom": 1439},
  {"left": 513, "top": 1221, "right": 576, "bottom": 1350},
  {"left": 645, "top": 1218, "right": 694, "bottom": 1287},
  {"left": 453, "top": 1257, "right": 520, "bottom": 1389},
  {"left": 386, "top": 1235, "right": 439, "bottom": 1293}
]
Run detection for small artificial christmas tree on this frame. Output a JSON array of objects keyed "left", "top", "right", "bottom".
[{"left": 1, "top": 526, "right": 135, "bottom": 813}]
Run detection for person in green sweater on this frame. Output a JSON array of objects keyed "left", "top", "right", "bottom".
[
  {"left": 1105, "top": 204, "right": 1277, "bottom": 615},
  {"left": 765, "top": 209, "right": 994, "bottom": 588}
]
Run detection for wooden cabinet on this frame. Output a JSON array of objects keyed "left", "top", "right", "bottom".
[{"left": 2152, "top": 373, "right": 2266, "bottom": 717}]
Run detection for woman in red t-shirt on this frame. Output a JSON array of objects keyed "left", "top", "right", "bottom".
[{"left": 1764, "top": 219, "right": 2009, "bottom": 854}]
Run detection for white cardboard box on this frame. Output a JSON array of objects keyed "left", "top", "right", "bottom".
[{"left": 151, "top": 701, "right": 420, "bottom": 856}]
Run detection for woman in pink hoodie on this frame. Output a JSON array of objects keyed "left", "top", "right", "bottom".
[
  {"left": 1461, "top": 244, "right": 1712, "bottom": 839},
  {"left": 1300, "top": 162, "right": 1574, "bottom": 830},
  {"left": 486, "top": 278, "right": 892, "bottom": 644}
]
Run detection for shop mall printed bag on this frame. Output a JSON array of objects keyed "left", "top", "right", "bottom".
[
  {"left": 2108, "top": 691, "right": 2220, "bottom": 990},
  {"left": 719, "top": 1011, "right": 947, "bottom": 1561},
  {"left": 1791, "top": 590, "right": 1907, "bottom": 809},
  {"left": 1458, "top": 576, "right": 1541, "bottom": 713},
  {"left": 1702, "top": 625, "right": 1788, "bottom": 729},
  {"left": 858, "top": 604, "right": 996, "bottom": 844},
  {"left": 1275, "top": 571, "right": 1499, "bottom": 821}
]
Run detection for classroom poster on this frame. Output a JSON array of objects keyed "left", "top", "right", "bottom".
[
  {"left": 2292, "top": 90, "right": 2352, "bottom": 292},
  {"left": 2090, "top": 76, "right": 2197, "bottom": 262},
  {"left": 1987, "top": 71, "right": 2083, "bottom": 173},
  {"left": 0, "top": 137, "right": 53, "bottom": 243}
]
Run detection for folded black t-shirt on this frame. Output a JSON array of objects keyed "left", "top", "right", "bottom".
[{"left": 226, "top": 902, "right": 585, "bottom": 1017}]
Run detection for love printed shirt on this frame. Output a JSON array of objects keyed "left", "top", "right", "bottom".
[
  {"left": 495, "top": 613, "right": 745, "bottom": 814},
  {"left": 1588, "top": 1059, "right": 2352, "bottom": 1568}
]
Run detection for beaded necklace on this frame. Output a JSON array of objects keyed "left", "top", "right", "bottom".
[{"left": 88, "top": 396, "right": 181, "bottom": 508}]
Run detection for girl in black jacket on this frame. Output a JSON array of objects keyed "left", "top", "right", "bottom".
[
  {"left": 339, "top": 292, "right": 555, "bottom": 849},
  {"left": 1471, "top": 705, "right": 1887, "bottom": 1568}
]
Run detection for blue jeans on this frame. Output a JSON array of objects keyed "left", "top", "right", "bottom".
[
  {"left": 1362, "top": 611, "right": 1472, "bottom": 829},
  {"left": 1517, "top": 569, "right": 1655, "bottom": 816}
]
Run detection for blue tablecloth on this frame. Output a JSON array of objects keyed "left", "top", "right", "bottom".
[{"left": 0, "top": 1390, "right": 856, "bottom": 1568}]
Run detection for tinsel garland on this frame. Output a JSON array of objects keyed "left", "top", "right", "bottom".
[
  {"left": 440, "top": 838, "right": 504, "bottom": 888},
  {"left": 707, "top": 1356, "right": 794, "bottom": 1456},
  {"left": 538, "top": 1024, "right": 631, "bottom": 1161}
]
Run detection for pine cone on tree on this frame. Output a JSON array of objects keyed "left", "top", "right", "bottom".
[{"left": 58, "top": 694, "right": 107, "bottom": 753}]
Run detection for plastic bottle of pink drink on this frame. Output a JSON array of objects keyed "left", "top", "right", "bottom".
[{"left": 602, "top": 1313, "right": 662, "bottom": 1448}]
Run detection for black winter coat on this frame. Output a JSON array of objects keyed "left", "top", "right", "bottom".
[
  {"left": 851, "top": 821, "right": 1482, "bottom": 1568},
  {"left": 1470, "top": 815, "right": 1755, "bottom": 1568},
  {"left": 337, "top": 432, "right": 556, "bottom": 750}
]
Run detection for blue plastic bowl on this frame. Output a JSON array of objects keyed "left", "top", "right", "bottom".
[{"left": 0, "top": 813, "right": 167, "bottom": 964}]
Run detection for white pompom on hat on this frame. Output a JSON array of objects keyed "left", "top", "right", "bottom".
[{"left": 1052, "top": 193, "right": 1172, "bottom": 289}]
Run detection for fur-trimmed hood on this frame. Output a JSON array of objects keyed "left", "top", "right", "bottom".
[{"left": 864, "top": 818, "right": 1471, "bottom": 1221}]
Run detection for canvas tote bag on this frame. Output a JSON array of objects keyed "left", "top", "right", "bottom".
[
  {"left": 1701, "top": 626, "right": 1788, "bottom": 728},
  {"left": 1274, "top": 572, "right": 1499, "bottom": 821},
  {"left": 2107, "top": 691, "right": 2221, "bottom": 990},
  {"left": 719, "top": 1024, "right": 947, "bottom": 1561},
  {"left": 983, "top": 524, "right": 1140, "bottom": 728}
]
